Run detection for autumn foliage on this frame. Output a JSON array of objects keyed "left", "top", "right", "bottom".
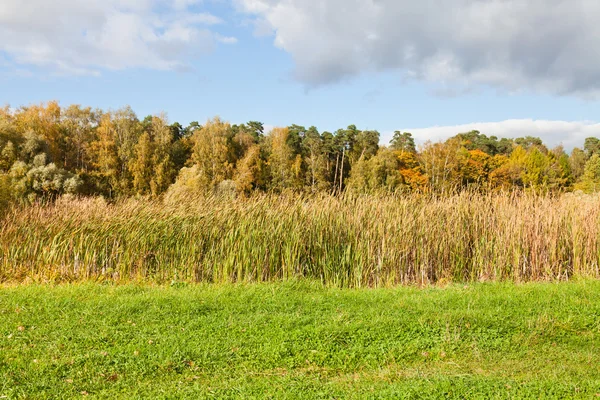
[{"left": 1, "top": 101, "right": 600, "bottom": 210}]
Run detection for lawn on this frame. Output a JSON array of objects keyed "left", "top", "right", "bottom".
[{"left": 1, "top": 281, "right": 599, "bottom": 399}]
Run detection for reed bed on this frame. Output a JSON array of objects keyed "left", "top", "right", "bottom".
[{"left": 1, "top": 192, "right": 599, "bottom": 287}]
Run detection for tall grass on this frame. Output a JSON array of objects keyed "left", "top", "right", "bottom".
[{"left": 1, "top": 192, "right": 599, "bottom": 287}]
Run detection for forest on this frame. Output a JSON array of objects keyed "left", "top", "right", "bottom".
[{"left": 1, "top": 101, "right": 600, "bottom": 209}]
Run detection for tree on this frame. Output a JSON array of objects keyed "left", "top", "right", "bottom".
[
  {"left": 129, "top": 132, "right": 154, "bottom": 195},
  {"left": 170, "top": 122, "right": 184, "bottom": 141},
  {"left": 20, "top": 130, "right": 48, "bottom": 163},
  {"left": 287, "top": 124, "right": 306, "bottom": 156},
  {"left": 584, "top": 137, "right": 600, "bottom": 158},
  {"left": 171, "top": 135, "right": 193, "bottom": 173},
  {"left": 346, "top": 156, "right": 370, "bottom": 193},
  {"left": 0, "top": 141, "right": 17, "bottom": 172},
  {"left": 390, "top": 131, "right": 416, "bottom": 153},
  {"left": 367, "top": 148, "right": 403, "bottom": 192},
  {"left": 347, "top": 148, "right": 404, "bottom": 193},
  {"left": 61, "top": 104, "right": 98, "bottom": 172},
  {"left": 8, "top": 154, "right": 81, "bottom": 201},
  {"left": 521, "top": 147, "right": 551, "bottom": 189},
  {"left": 231, "top": 123, "right": 259, "bottom": 161},
  {"left": 89, "top": 113, "right": 120, "bottom": 195},
  {"left": 0, "top": 107, "right": 19, "bottom": 146},
  {"left": 456, "top": 148, "right": 490, "bottom": 187},
  {"left": 233, "top": 145, "right": 262, "bottom": 195},
  {"left": 575, "top": 154, "right": 600, "bottom": 193},
  {"left": 332, "top": 125, "right": 362, "bottom": 192},
  {"left": 451, "top": 130, "right": 510, "bottom": 156},
  {"left": 149, "top": 115, "right": 177, "bottom": 195},
  {"left": 351, "top": 129, "right": 379, "bottom": 163},
  {"left": 170, "top": 117, "right": 255, "bottom": 197},
  {"left": 487, "top": 154, "right": 511, "bottom": 190},
  {"left": 246, "top": 121, "right": 264, "bottom": 141},
  {"left": 13, "top": 101, "right": 65, "bottom": 166},
  {"left": 152, "top": 156, "right": 176, "bottom": 196},
  {"left": 497, "top": 145, "right": 527, "bottom": 188},
  {"left": 1, "top": 102, "right": 598, "bottom": 198},
  {"left": 396, "top": 150, "right": 428, "bottom": 191},
  {"left": 302, "top": 127, "right": 329, "bottom": 191},
  {"left": 87, "top": 106, "right": 144, "bottom": 195},
  {"left": 169, "top": 121, "right": 195, "bottom": 172},
  {"left": 569, "top": 148, "right": 587, "bottom": 181},
  {"left": 0, "top": 173, "right": 11, "bottom": 211},
  {"left": 112, "top": 107, "right": 143, "bottom": 192},
  {"left": 189, "top": 117, "right": 234, "bottom": 191},
  {"left": 267, "top": 127, "right": 301, "bottom": 191},
  {"left": 185, "top": 121, "right": 201, "bottom": 136},
  {"left": 419, "top": 140, "right": 462, "bottom": 192},
  {"left": 548, "top": 146, "right": 573, "bottom": 189},
  {"left": 514, "top": 136, "right": 546, "bottom": 152}
]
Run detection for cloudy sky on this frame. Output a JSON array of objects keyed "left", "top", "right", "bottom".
[{"left": 1, "top": 0, "right": 600, "bottom": 148}]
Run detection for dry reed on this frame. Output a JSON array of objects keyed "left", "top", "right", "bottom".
[{"left": 1, "top": 192, "right": 599, "bottom": 286}]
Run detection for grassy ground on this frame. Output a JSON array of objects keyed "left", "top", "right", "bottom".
[{"left": 1, "top": 281, "right": 599, "bottom": 399}]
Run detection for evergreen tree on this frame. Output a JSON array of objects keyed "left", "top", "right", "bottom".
[
  {"left": 584, "top": 137, "right": 600, "bottom": 158},
  {"left": 390, "top": 131, "right": 416, "bottom": 153}
]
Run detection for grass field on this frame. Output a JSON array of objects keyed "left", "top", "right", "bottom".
[
  {"left": 2, "top": 193, "right": 600, "bottom": 286},
  {"left": 1, "top": 281, "right": 599, "bottom": 399}
]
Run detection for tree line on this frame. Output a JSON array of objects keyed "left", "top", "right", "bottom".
[{"left": 1, "top": 101, "right": 600, "bottom": 205}]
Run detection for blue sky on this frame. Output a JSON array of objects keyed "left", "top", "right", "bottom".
[{"left": 1, "top": 0, "right": 600, "bottom": 148}]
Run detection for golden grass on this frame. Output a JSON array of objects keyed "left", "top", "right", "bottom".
[{"left": 1, "top": 192, "right": 599, "bottom": 286}]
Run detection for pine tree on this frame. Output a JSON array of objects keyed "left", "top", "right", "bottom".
[
  {"left": 390, "top": 131, "right": 416, "bottom": 153},
  {"left": 302, "top": 127, "right": 329, "bottom": 191}
]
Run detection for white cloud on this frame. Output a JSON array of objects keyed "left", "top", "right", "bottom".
[
  {"left": 182, "top": 12, "right": 224, "bottom": 26},
  {"left": 215, "top": 34, "right": 239, "bottom": 44},
  {"left": 237, "top": 0, "right": 600, "bottom": 96},
  {"left": 0, "top": 0, "right": 235, "bottom": 75},
  {"left": 393, "top": 120, "right": 600, "bottom": 150}
]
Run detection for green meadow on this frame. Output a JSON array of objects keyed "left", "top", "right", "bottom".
[{"left": 1, "top": 281, "right": 599, "bottom": 399}]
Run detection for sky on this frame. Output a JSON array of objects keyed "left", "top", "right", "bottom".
[{"left": 1, "top": 0, "right": 599, "bottom": 148}]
